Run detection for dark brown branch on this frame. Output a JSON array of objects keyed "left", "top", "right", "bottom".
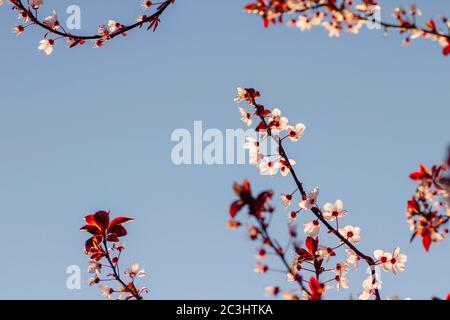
[
  {"left": 102, "top": 239, "right": 142, "bottom": 300},
  {"left": 264, "top": 1, "right": 450, "bottom": 41},
  {"left": 254, "top": 214, "right": 312, "bottom": 296},
  {"left": 13, "top": 0, "right": 174, "bottom": 41}
]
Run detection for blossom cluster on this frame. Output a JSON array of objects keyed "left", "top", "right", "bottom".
[
  {"left": 243, "top": 0, "right": 450, "bottom": 56},
  {"left": 407, "top": 152, "right": 450, "bottom": 252},
  {"left": 1, "top": 0, "right": 174, "bottom": 55},
  {"left": 229, "top": 87, "right": 407, "bottom": 300},
  {"left": 80, "top": 210, "right": 148, "bottom": 300}
]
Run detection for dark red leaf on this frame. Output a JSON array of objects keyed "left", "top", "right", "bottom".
[
  {"left": 422, "top": 234, "right": 432, "bottom": 252},
  {"left": 230, "top": 200, "right": 244, "bottom": 218},
  {"left": 108, "top": 216, "right": 134, "bottom": 230},
  {"left": 443, "top": 43, "right": 450, "bottom": 56}
]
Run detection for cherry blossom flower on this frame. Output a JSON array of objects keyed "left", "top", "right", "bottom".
[
  {"left": 264, "top": 286, "right": 280, "bottom": 296},
  {"left": 43, "top": 11, "right": 60, "bottom": 31},
  {"left": 254, "top": 262, "right": 269, "bottom": 274},
  {"left": 299, "top": 187, "right": 319, "bottom": 210},
  {"left": 38, "top": 39, "right": 54, "bottom": 55},
  {"left": 358, "top": 275, "right": 382, "bottom": 300},
  {"left": 304, "top": 220, "right": 320, "bottom": 237},
  {"left": 338, "top": 225, "right": 361, "bottom": 243},
  {"left": 322, "top": 21, "right": 341, "bottom": 38},
  {"left": 323, "top": 200, "right": 347, "bottom": 221},
  {"left": 244, "top": 137, "right": 263, "bottom": 166},
  {"left": 125, "top": 262, "right": 147, "bottom": 278},
  {"left": 256, "top": 248, "right": 267, "bottom": 259},
  {"left": 234, "top": 87, "right": 261, "bottom": 105},
  {"left": 30, "top": 0, "right": 43, "bottom": 10},
  {"left": 315, "top": 246, "right": 336, "bottom": 262},
  {"left": 345, "top": 248, "right": 360, "bottom": 269},
  {"left": 390, "top": 247, "right": 407, "bottom": 274},
  {"left": 12, "top": 25, "right": 25, "bottom": 35},
  {"left": 99, "top": 285, "right": 114, "bottom": 300},
  {"left": 108, "top": 20, "right": 123, "bottom": 33},
  {"left": 248, "top": 225, "right": 260, "bottom": 240},
  {"left": 226, "top": 220, "right": 241, "bottom": 229},
  {"left": 258, "top": 159, "right": 280, "bottom": 176},
  {"left": 142, "top": 0, "right": 154, "bottom": 9},
  {"left": 239, "top": 107, "right": 252, "bottom": 127},
  {"left": 334, "top": 261, "right": 350, "bottom": 290},
  {"left": 88, "top": 276, "right": 100, "bottom": 286},
  {"left": 268, "top": 108, "right": 288, "bottom": 133},
  {"left": 88, "top": 259, "right": 102, "bottom": 275},
  {"left": 283, "top": 292, "right": 300, "bottom": 300},
  {"left": 374, "top": 249, "right": 393, "bottom": 271},
  {"left": 295, "top": 16, "right": 313, "bottom": 32},
  {"left": 335, "top": 274, "right": 349, "bottom": 290},
  {"left": 287, "top": 210, "right": 299, "bottom": 224},
  {"left": 279, "top": 158, "right": 296, "bottom": 176},
  {"left": 17, "top": 11, "right": 29, "bottom": 23},
  {"left": 286, "top": 123, "right": 305, "bottom": 142},
  {"left": 281, "top": 194, "right": 293, "bottom": 208},
  {"left": 334, "top": 261, "right": 350, "bottom": 275},
  {"left": 234, "top": 87, "right": 247, "bottom": 103}
]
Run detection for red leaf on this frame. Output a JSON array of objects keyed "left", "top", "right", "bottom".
[
  {"left": 80, "top": 225, "right": 101, "bottom": 235},
  {"left": 93, "top": 211, "right": 110, "bottom": 231},
  {"left": 108, "top": 216, "right": 134, "bottom": 230},
  {"left": 422, "top": 234, "right": 432, "bottom": 252},
  {"left": 409, "top": 164, "right": 431, "bottom": 181},
  {"left": 108, "top": 224, "right": 127, "bottom": 238},
  {"left": 308, "top": 277, "right": 323, "bottom": 300},
  {"left": 84, "top": 214, "right": 96, "bottom": 225},
  {"left": 407, "top": 197, "right": 420, "bottom": 213},
  {"left": 426, "top": 19, "right": 436, "bottom": 31},
  {"left": 242, "top": 179, "right": 251, "bottom": 194},
  {"left": 305, "top": 236, "right": 318, "bottom": 256},
  {"left": 230, "top": 200, "right": 244, "bottom": 218},
  {"left": 443, "top": 43, "right": 450, "bottom": 56},
  {"left": 446, "top": 293, "right": 450, "bottom": 300},
  {"left": 295, "top": 248, "right": 314, "bottom": 261}
]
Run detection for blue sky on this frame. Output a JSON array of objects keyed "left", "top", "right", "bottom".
[{"left": 0, "top": 0, "right": 449, "bottom": 299}]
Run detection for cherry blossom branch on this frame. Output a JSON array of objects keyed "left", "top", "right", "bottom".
[
  {"left": 102, "top": 239, "right": 142, "bottom": 300},
  {"left": 244, "top": 0, "right": 450, "bottom": 55},
  {"left": 249, "top": 98, "right": 381, "bottom": 300},
  {"left": 229, "top": 88, "right": 409, "bottom": 300},
  {"left": 254, "top": 209, "right": 313, "bottom": 296},
  {"left": 81, "top": 210, "right": 148, "bottom": 300},
  {"left": 407, "top": 150, "right": 450, "bottom": 252},
  {"left": 4, "top": 0, "right": 175, "bottom": 54},
  {"left": 12, "top": 0, "right": 174, "bottom": 40}
]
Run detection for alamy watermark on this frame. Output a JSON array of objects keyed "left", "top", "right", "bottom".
[
  {"left": 170, "top": 121, "right": 278, "bottom": 166},
  {"left": 66, "top": 265, "right": 82, "bottom": 290}
]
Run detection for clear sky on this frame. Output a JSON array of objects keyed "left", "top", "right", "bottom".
[{"left": 0, "top": 0, "right": 449, "bottom": 300}]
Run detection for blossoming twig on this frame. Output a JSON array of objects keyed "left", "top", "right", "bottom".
[
  {"left": 2, "top": 0, "right": 175, "bottom": 54},
  {"left": 81, "top": 210, "right": 148, "bottom": 300},
  {"left": 407, "top": 149, "right": 450, "bottom": 252},
  {"left": 231, "top": 87, "right": 408, "bottom": 300},
  {"left": 244, "top": 0, "right": 450, "bottom": 56}
]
